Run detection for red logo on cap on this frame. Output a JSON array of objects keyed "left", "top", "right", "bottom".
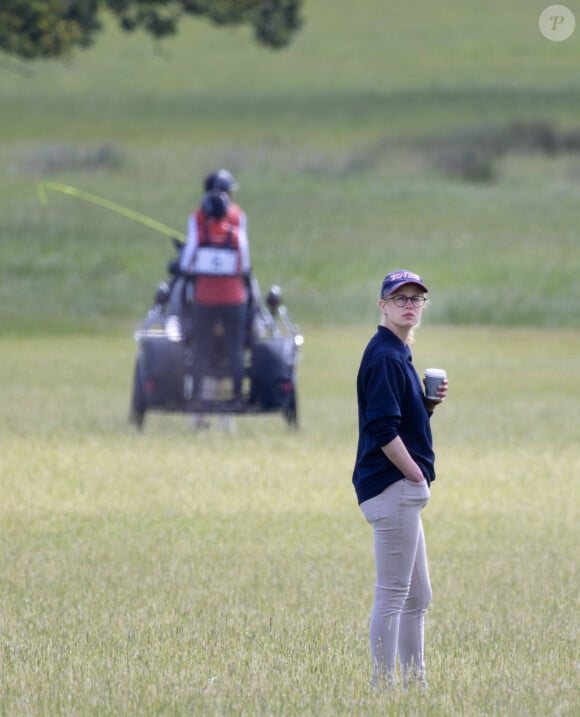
[{"left": 389, "top": 271, "right": 421, "bottom": 282}]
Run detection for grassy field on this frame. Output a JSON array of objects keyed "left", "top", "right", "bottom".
[
  {"left": 1, "top": 326, "right": 579, "bottom": 715},
  {"left": 1, "top": 0, "right": 579, "bottom": 713},
  {"left": 2, "top": 0, "right": 580, "bottom": 330}
]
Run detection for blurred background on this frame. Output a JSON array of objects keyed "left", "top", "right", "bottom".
[{"left": 1, "top": 0, "right": 579, "bottom": 332}]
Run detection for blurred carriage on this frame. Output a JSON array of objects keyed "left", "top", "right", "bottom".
[{"left": 129, "top": 239, "right": 303, "bottom": 430}]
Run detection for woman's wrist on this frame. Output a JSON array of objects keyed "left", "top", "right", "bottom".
[{"left": 405, "top": 466, "right": 425, "bottom": 483}]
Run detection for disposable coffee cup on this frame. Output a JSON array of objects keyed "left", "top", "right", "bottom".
[{"left": 424, "top": 368, "right": 447, "bottom": 399}]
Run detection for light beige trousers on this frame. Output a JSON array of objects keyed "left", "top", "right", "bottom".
[{"left": 360, "top": 478, "right": 432, "bottom": 687}]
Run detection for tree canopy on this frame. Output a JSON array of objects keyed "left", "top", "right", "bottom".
[{"left": 0, "top": 0, "right": 303, "bottom": 61}]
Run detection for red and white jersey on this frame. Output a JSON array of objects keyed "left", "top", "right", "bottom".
[{"left": 180, "top": 203, "right": 251, "bottom": 305}]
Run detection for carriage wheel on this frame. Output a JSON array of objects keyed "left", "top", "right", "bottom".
[
  {"left": 129, "top": 359, "right": 147, "bottom": 430},
  {"left": 282, "top": 383, "right": 298, "bottom": 428}
]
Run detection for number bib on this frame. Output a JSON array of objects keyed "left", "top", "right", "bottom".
[{"left": 193, "top": 247, "right": 238, "bottom": 276}]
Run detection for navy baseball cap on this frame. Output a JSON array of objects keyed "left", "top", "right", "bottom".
[
  {"left": 213, "top": 169, "right": 238, "bottom": 192},
  {"left": 381, "top": 270, "right": 428, "bottom": 297},
  {"left": 203, "top": 169, "right": 239, "bottom": 192}
]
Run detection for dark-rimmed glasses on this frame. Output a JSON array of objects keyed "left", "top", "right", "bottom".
[{"left": 385, "top": 295, "right": 428, "bottom": 308}]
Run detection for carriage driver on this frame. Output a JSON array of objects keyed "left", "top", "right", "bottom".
[{"left": 179, "top": 169, "right": 251, "bottom": 407}]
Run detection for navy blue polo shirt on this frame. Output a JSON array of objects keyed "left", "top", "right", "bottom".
[{"left": 352, "top": 326, "right": 435, "bottom": 505}]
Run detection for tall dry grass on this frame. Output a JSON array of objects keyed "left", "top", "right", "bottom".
[{"left": 0, "top": 326, "right": 578, "bottom": 715}]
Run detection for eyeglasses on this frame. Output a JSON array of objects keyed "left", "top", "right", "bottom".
[{"left": 386, "top": 295, "right": 427, "bottom": 308}]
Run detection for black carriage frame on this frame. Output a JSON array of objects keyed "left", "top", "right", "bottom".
[{"left": 129, "top": 242, "right": 303, "bottom": 430}]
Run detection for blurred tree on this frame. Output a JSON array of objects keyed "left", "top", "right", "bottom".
[{"left": 0, "top": 0, "right": 303, "bottom": 61}]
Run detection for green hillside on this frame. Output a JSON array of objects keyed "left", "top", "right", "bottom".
[
  {"left": 1, "top": 0, "right": 579, "bottom": 332},
  {"left": 1, "top": 6, "right": 579, "bottom": 712}
]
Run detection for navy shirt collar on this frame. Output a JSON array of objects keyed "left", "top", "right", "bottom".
[{"left": 377, "top": 325, "right": 412, "bottom": 358}]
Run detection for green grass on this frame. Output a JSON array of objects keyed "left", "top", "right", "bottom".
[
  {"left": 1, "top": 326, "right": 579, "bottom": 715},
  {"left": 3, "top": 151, "right": 580, "bottom": 331},
  {"left": 2, "top": 0, "right": 580, "bottom": 331},
  {"left": 1, "top": 2, "right": 579, "bottom": 713},
  {"left": 3, "top": 1, "right": 580, "bottom": 144}
]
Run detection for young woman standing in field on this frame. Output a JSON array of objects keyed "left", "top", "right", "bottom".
[{"left": 352, "top": 270, "right": 448, "bottom": 690}]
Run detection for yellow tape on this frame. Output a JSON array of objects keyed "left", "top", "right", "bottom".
[{"left": 36, "top": 181, "right": 186, "bottom": 241}]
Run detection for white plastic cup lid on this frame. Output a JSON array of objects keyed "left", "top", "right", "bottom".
[{"left": 424, "top": 368, "right": 447, "bottom": 378}]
